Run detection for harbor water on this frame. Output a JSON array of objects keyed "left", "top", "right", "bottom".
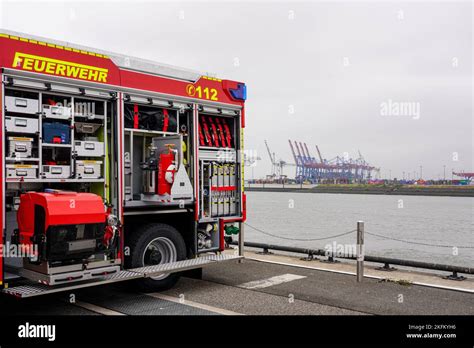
[{"left": 245, "top": 191, "right": 474, "bottom": 267}]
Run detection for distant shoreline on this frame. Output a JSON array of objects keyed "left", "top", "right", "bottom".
[{"left": 245, "top": 184, "right": 474, "bottom": 197}]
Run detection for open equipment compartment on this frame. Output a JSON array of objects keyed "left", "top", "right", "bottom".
[
  {"left": 2, "top": 75, "right": 116, "bottom": 285},
  {"left": 123, "top": 95, "right": 194, "bottom": 207},
  {"left": 196, "top": 105, "right": 242, "bottom": 253}
]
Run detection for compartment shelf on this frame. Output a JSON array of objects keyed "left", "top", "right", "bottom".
[
  {"left": 124, "top": 128, "right": 178, "bottom": 136},
  {"left": 6, "top": 157, "right": 40, "bottom": 162},
  {"left": 4, "top": 111, "right": 40, "bottom": 117},
  {"left": 41, "top": 115, "right": 72, "bottom": 121},
  {"left": 6, "top": 178, "right": 105, "bottom": 183},
  {"left": 74, "top": 114, "right": 105, "bottom": 120},
  {"left": 42, "top": 143, "right": 72, "bottom": 148},
  {"left": 199, "top": 146, "right": 235, "bottom": 150}
]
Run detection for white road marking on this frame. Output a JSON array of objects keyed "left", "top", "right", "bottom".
[
  {"left": 145, "top": 293, "right": 243, "bottom": 315},
  {"left": 237, "top": 273, "right": 307, "bottom": 289},
  {"left": 73, "top": 301, "right": 126, "bottom": 316}
]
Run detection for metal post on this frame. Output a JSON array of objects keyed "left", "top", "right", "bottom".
[
  {"left": 357, "top": 221, "right": 364, "bottom": 282},
  {"left": 238, "top": 222, "right": 244, "bottom": 261}
]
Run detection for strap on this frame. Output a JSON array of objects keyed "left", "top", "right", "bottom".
[
  {"left": 162, "top": 109, "right": 169, "bottom": 132},
  {"left": 222, "top": 118, "right": 232, "bottom": 148},
  {"left": 133, "top": 104, "right": 139, "bottom": 129},
  {"left": 207, "top": 117, "right": 220, "bottom": 147},
  {"left": 198, "top": 125, "right": 205, "bottom": 146},
  {"left": 200, "top": 116, "right": 212, "bottom": 146},
  {"left": 215, "top": 118, "right": 226, "bottom": 147}
]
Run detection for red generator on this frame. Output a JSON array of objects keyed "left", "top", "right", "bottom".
[{"left": 15, "top": 191, "right": 110, "bottom": 265}]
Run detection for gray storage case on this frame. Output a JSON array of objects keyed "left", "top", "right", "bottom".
[{"left": 5, "top": 116, "right": 39, "bottom": 134}]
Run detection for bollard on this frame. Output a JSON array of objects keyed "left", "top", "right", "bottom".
[
  {"left": 238, "top": 222, "right": 245, "bottom": 262},
  {"left": 357, "top": 221, "right": 365, "bottom": 282}
]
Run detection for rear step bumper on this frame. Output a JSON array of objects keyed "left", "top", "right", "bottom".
[{"left": 2, "top": 254, "right": 243, "bottom": 298}]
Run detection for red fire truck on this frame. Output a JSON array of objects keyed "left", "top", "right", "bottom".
[{"left": 0, "top": 30, "right": 246, "bottom": 298}]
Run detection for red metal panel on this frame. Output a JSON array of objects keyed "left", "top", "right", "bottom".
[
  {"left": 0, "top": 72, "right": 3, "bottom": 286},
  {"left": 219, "top": 219, "right": 225, "bottom": 251},
  {"left": 193, "top": 105, "right": 200, "bottom": 221},
  {"left": 0, "top": 37, "right": 120, "bottom": 85},
  {"left": 0, "top": 35, "right": 246, "bottom": 108},
  {"left": 120, "top": 69, "right": 243, "bottom": 106},
  {"left": 117, "top": 93, "right": 124, "bottom": 261},
  {"left": 242, "top": 193, "right": 247, "bottom": 222},
  {"left": 211, "top": 186, "right": 236, "bottom": 192}
]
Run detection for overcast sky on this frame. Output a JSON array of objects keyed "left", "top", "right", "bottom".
[{"left": 0, "top": 0, "right": 472, "bottom": 180}]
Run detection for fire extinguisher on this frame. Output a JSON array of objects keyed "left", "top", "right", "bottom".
[{"left": 157, "top": 144, "right": 177, "bottom": 195}]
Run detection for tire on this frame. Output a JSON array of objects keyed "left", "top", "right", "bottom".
[{"left": 127, "top": 223, "right": 186, "bottom": 292}]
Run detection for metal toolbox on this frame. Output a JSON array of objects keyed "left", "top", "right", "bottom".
[
  {"left": 76, "top": 160, "right": 102, "bottom": 179},
  {"left": 75, "top": 122, "right": 101, "bottom": 134},
  {"left": 8, "top": 137, "right": 34, "bottom": 158},
  {"left": 42, "top": 165, "right": 71, "bottom": 179},
  {"left": 74, "top": 140, "right": 104, "bottom": 157},
  {"left": 5, "top": 96, "right": 39, "bottom": 114},
  {"left": 42, "top": 105, "right": 72, "bottom": 120},
  {"left": 6, "top": 164, "right": 38, "bottom": 179},
  {"left": 5, "top": 116, "right": 39, "bottom": 134}
]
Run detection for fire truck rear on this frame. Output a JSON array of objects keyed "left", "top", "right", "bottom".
[{"left": 0, "top": 30, "right": 246, "bottom": 297}]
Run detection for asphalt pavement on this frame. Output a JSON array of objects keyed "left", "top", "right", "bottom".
[{"left": 1, "top": 259, "right": 472, "bottom": 315}]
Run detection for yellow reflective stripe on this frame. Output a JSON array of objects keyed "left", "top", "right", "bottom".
[
  {"left": 1, "top": 33, "right": 109, "bottom": 59},
  {"left": 202, "top": 76, "right": 222, "bottom": 82}
]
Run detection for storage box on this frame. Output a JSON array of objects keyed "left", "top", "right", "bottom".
[
  {"left": 43, "top": 122, "right": 71, "bottom": 144},
  {"left": 5, "top": 116, "right": 39, "bottom": 134},
  {"left": 74, "top": 140, "right": 104, "bottom": 157},
  {"left": 42, "top": 165, "right": 71, "bottom": 179},
  {"left": 76, "top": 160, "right": 102, "bottom": 179},
  {"left": 75, "top": 122, "right": 101, "bottom": 134},
  {"left": 124, "top": 159, "right": 132, "bottom": 175},
  {"left": 6, "top": 164, "right": 38, "bottom": 179},
  {"left": 8, "top": 137, "right": 33, "bottom": 158},
  {"left": 42, "top": 105, "right": 72, "bottom": 120},
  {"left": 125, "top": 186, "right": 132, "bottom": 201},
  {"left": 5, "top": 96, "right": 39, "bottom": 115}
]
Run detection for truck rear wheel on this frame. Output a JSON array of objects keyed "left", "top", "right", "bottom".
[{"left": 128, "top": 223, "right": 186, "bottom": 292}]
